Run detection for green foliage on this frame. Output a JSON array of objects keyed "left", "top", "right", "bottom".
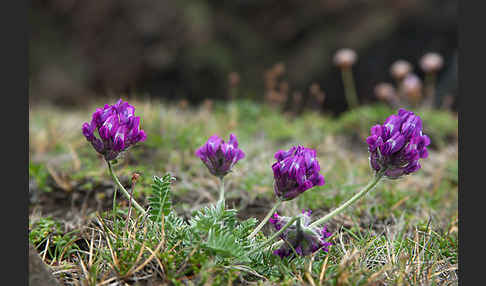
[
  {"left": 29, "top": 162, "right": 52, "bottom": 192},
  {"left": 148, "top": 174, "right": 176, "bottom": 222},
  {"left": 446, "top": 159, "right": 458, "bottom": 184},
  {"left": 29, "top": 217, "right": 61, "bottom": 246},
  {"left": 418, "top": 109, "right": 458, "bottom": 148},
  {"left": 334, "top": 104, "right": 458, "bottom": 150},
  {"left": 203, "top": 228, "right": 247, "bottom": 259},
  {"left": 189, "top": 202, "right": 238, "bottom": 236},
  {"left": 336, "top": 104, "right": 395, "bottom": 139},
  {"left": 29, "top": 217, "right": 80, "bottom": 263}
]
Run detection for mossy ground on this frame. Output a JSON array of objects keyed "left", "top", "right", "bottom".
[{"left": 29, "top": 98, "right": 458, "bottom": 285}]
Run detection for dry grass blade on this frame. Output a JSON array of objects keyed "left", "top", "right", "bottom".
[
  {"left": 390, "top": 196, "right": 409, "bottom": 211},
  {"left": 122, "top": 226, "right": 148, "bottom": 278},
  {"left": 305, "top": 272, "right": 316, "bottom": 286},
  {"left": 225, "top": 265, "right": 267, "bottom": 280},
  {"left": 431, "top": 266, "right": 457, "bottom": 278},
  {"left": 168, "top": 240, "right": 181, "bottom": 253},
  {"left": 96, "top": 276, "right": 118, "bottom": 286},
  {"left": 127, "top": 235, "right": 165, "bottom": 276},
  {"left": 96, "top": 214, "right": 120, "bottom": 270},
  {"left": 68, "top": 143, "right": 81, "bottom": 171},
  {"left": 305, "top": 253, "right": 316, "bottom": 286},
  {"left": 366, "top": 263, "right": 390, "bottom": 284},
  {"left": 176, "top": 246, "right": 199, "bottom": 275},
  {"left": 47, "top": 164, "right": 73, "bottom": 192},
  {"left": 77, "top": 253, "right": 90, "bottom": 283},
  {"left": 42, "top": 237, "right": 50, "bottom": 261},
  {"left": 140, "top": 244, "right": 166, "bottom": 278},
  {"left": 319, "top": 253, "right": 330, "bottom": 285},
  {"left": 89, "top": 229, "right": 95, "bottom": 268}
]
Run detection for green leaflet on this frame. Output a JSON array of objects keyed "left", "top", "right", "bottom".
[{"left": 148, "top": 174, "right": 176, "bottom": 222}]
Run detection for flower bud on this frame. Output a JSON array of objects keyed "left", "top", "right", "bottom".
[
  {"left": 390, "top": 60, "right": 412, "bottom": 81},
  {"left": 419, "top": 52, "right": 444, "bottom": 73},
  {"left": 228, "top": 72, "right": 240, "bottom": 87},
  {"left": 195, "top": 134, "right": 245, "bottom": 178},
  {"left": 374, "top": 82, "right": 396, "bottom": 101},
  {"left": 401, "top": 74, "right": 423, "bottom": 99},
  {"left": 272, "top": 146, "right": 325, "bottom": 201},
  {"left": 82, "top": 99, "right": 146, "bottom": 161},
  {"left": 366, "top": 108, "right": 430, "bottom": 179}
]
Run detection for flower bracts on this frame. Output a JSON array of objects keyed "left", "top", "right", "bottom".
[{"left": 269, "top": 210, "right": 332, "bottom": 258}]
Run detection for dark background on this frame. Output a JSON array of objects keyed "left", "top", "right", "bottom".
[{"left": 29, "top": 0, "right": 457, "bottom": 114}]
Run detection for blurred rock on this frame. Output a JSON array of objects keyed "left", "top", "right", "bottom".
[{"left": 29, "top": 243, "right": 61, "bottom": 286}]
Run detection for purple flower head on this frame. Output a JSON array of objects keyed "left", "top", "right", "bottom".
[
  {"left": 272, "top": 146, "right": 325, "bottom": 201},
  {"left": 195, "top": 134, "right": 245, "bottom": 178},
  {"left": 366, "top": 108, "right": 430, "bottom": 179},
  {"left": 270, "top": 210, "right": 332, "bottom": 258},
  {"left": 82, "top": 99, "right": 146, "bottom": 161}
]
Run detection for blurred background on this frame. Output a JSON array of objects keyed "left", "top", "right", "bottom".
[{"left": 29, "top": 0, "right": 457, "bottom": 115}]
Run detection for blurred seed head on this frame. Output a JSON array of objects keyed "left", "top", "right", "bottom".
[
  {"left": 390, "top": 60, "right": 412, "bottom": 81},
  {"left": 333, "top": 48, "right": 357, "bottom": 68},
  {"left": 309, "top": 83, "right": 326, "bottom": 105},
  {"left": 309, "top": 83, "right": 320, "bottom": 95},
  {"left": 131, "top": 173, "right": 141, "bottom": 183},
  {"left": 273, "top": 63, "right": 286, "bottom": 77},
  {"left": 228, "top": 72, "right": 240, "bottom": 88},
  {"left": 420, "top": 52, "right": 444, "bottom": 73},
  {"left": 264, "top": 70, "right": 277, "bottom": 90},
  {"left": 374, "top": 82, "right": 396, "bottom": 101},
  {"left": 401, "top": 74, "right": 423, "bottom": 98}
]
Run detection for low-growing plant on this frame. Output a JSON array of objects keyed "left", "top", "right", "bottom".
[
  {"left": 29, "top": 217, "right": 80, "bottom": 264},
  {"left": 63, "top": 98, "right": 444, "bottom": 284},
  {"left": 29, "top": 162, "right": 52, "bottom": 193}
]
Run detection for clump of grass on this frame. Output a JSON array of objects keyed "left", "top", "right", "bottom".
[{"left": 29, "top": 217, "right": 82, "bottom": 266}]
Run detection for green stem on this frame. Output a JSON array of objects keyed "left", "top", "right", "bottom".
[
  {"left": 309, "top": 173, "right": 384, "bottom": 228},
  {"left": 341, "top": 67, "right": 359, "bottom": 109},
  {"left": 248, "top": 215, "right": 302, "bottom": 256},
  {"left": 218, "top": 176, "right": 225, "bottom": 202},
  {"left": 106, "top": 160, "right": 147, "bottom": 215},
  {"left": 248, "top": 200, "right": 283, "bottom": 239}
]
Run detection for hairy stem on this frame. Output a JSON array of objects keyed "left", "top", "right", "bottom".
[
  {"left": 248, "top": 200, "right": 283, "bottom": 239},
  {"left": 309, "top": 173, "right": 384, "bottom": 228},
  {"left": 107, "top": 160, "right": 147, "bottom": 215},
  {"left": 219, "top": 176, "right": 225, "bottom": 203}
]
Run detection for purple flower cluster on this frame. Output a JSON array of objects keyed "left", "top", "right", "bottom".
[
  {"left": 366, "top": 108, "right": 430, "bottom": 179},
  {"left": 195, "top": 134, "right": 245, "bottom": 178},
  {"left": 272, "top": 146, "right": 325, "bottom": 201},
  {"left": 82, "top": 99, "right": 146, "bottom": 161},
  {"left": 269, "top": 210, "right": 332, "bottom": 258}
]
